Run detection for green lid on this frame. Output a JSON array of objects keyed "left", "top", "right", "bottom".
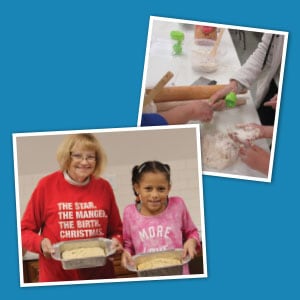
[
  {"left": 170, "top": 30, "right": 185, "bottom": 42},
  {"left": 225, "top": 92, "right": 237, "bottom": 108}
]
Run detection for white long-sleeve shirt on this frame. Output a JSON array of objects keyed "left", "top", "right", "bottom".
[{"left": 232, "top": 33, "right": 284, "bottom": 108}]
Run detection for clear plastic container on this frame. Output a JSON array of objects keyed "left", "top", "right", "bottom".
[{"left": 190, "top": 39, "right": 218, "bottom": 73}]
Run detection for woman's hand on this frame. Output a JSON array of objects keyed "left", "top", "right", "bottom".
[
  {"left": 41, "top": 238, "right": 55, "bottom": 258},
  {"left": 183, "top": 238, "right": 198, "bottom": 260}
]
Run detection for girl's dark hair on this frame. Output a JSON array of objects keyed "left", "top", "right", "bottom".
[{"left": 131, "top": 161, "right": 171, "bottom": 196}]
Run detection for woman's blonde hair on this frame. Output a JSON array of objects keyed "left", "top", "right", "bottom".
[{"left": 56, "top": 133, "right": 107, "bottom": 177}]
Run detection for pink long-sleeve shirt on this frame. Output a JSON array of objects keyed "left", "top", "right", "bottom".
[{"left": 123, "top": 196, "right": 200, "bottom": 255}]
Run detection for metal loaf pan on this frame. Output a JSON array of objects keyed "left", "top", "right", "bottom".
[
  {"left": 51, "top": 238, "right": 115, "bottom": 270},
  {"left": 126, "top": 249, "right": 191, "bottom": 277}
]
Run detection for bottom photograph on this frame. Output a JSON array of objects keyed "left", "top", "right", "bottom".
[{"left": 13, "top": 124, "right": 207, "bottom": 287}]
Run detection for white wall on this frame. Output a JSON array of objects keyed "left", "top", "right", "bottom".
[{"left": 14, "top": 126, "right": 204, "bottom": 229}]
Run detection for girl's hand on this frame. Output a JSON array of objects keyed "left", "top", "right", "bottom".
[
  {"left": 121, "top": 250, "right": 134, "bottom": 269},
  {"left": 183, "top": 238, "right": 198, "bottom": 260},
  {"left": 111, "top": 237, "right": 123, "bottom": 254}
]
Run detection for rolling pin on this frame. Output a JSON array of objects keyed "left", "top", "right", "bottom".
[
  {"left": 156, "top": 98, "right": 247, "bottom": 112},
  {"left": 145, "top": 85, "right": 245, "bottom": 102},
  {"left": 144, "top": 71, "right": 174, "bottom": 107}
]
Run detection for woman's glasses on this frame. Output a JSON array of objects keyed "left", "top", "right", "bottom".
[{"left": 70, "top": 153, "right": 96, "bottom": 162}]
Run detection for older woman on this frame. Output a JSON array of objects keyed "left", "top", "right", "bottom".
[{"left": 21, "top": 133, "right": 123, "bottom": 282}]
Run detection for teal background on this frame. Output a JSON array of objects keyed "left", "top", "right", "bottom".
[{"left": 1, "top": 0, "right": 298, "bottom": 299}]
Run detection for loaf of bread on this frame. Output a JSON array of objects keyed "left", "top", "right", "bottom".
[
  {"left": 137, "top": 257, "right": 181, "bottom": 271},
  {"left": 62, "top": 247, "right": 105, "bottom": 259}
]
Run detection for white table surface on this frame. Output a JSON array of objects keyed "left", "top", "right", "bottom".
[{"left": 143, "top": 19, "right": 270, "bottom": 180}]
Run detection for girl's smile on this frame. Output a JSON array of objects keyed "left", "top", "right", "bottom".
[{"left": 134, "top": 171, "right": 171, "bottom": 216}]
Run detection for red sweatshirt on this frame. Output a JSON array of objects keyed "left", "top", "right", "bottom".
[{"left": 21, "top": 171, "right": 123, "bottom": 282}]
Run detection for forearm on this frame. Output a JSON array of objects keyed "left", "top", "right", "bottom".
[
  {"left": 21, "top": 229, "right": 44, "bottom": 254},
  {"left": 231, "top": 34, "right": 273, "bottom": 89},
  {"left": 262, "top": 126, "right": 273, "bottom": 139},
  {"left": 159, "top": 104, "right": 193, "bottom": 124}
]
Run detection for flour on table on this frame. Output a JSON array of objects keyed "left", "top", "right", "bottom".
[{"left": 202, "top": 132, "right": 239, "bottom": 170}]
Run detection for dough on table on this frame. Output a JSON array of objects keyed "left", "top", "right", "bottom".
[
  {"left": 62, "top": 247, "right": 105, "bottom": 259},
  {"left": 202, "top": 131, "right": 239, "bottom": 170}
]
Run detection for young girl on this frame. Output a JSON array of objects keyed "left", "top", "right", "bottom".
[{"left": 121, "top": 161, "right": 201, "bottom": 274}]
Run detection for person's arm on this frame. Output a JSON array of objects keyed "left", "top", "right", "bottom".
[
  {"left": 121, "top": 207, "right": 135, "bottom": 268},
  {"left": 159, "top": 101, "right": 214, "bottom": 124},
  {"left": 210, "top": 33, "right": 274, "bottom": 106},
  {"left": 21, "top": 181, "right": 47, "bottom": 255},
  {"left": 122, "top": 207, "right": 135, "bottom": 255},
  {"left": 231, "top": 33, "right": 274, "bottom": 89},
  {"left": 179, "top": 198, "right": 201, "bottom": 259},
  {"left": 261, "top": 125, "right": 274, "bottom": 139},
  {"left": 105, "top": 182, "right": 123, "bottom": 247}
]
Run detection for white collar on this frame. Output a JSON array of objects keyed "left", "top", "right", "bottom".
[{"left": 63, "top": 171, "right": 90, "bottom": 186}]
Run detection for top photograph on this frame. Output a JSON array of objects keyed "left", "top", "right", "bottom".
[{"left": 138, "top": 16, "right": 288, "bottom": 182}]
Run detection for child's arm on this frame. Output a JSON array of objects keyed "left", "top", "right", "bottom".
[
  {"left": 180, "top": 199, "right": 201, "bottom": 257},
  {"left": 122, "top": 207, "right": 135, "bottom": 254},
  {"left": 122, "top": 207, "right": 136, "bottom": 269}
]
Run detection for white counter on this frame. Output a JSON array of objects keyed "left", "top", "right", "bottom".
[{"left": 143, "top": 18, "right": 270, "bottom": 181}]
